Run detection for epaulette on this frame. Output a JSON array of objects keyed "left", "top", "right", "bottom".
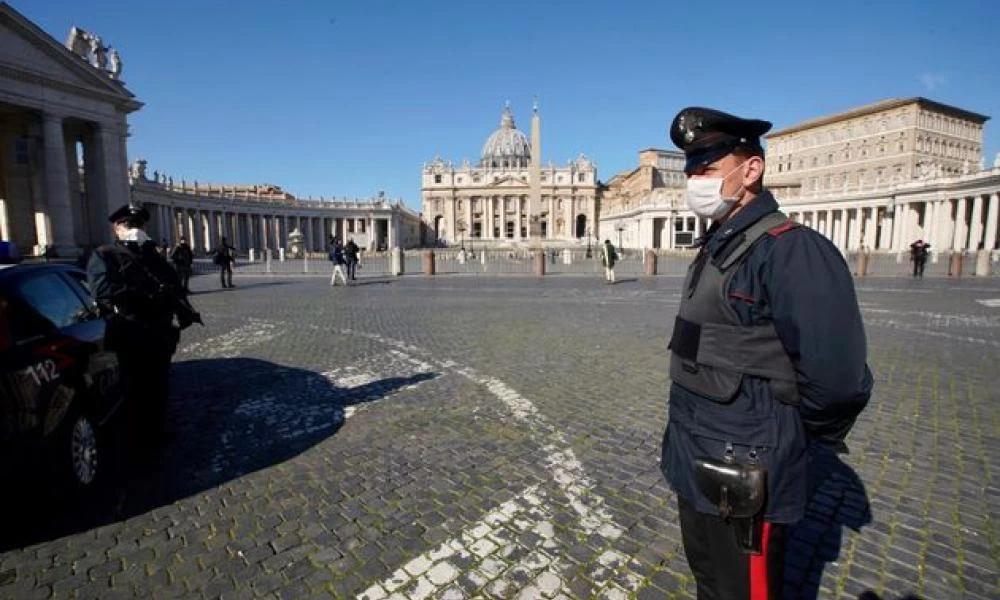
[{"left": 766, "top": 220, "right": 800, "bottom": 238}]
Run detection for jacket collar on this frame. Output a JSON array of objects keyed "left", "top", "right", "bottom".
[{"left": 702, "top": 190, "right": 779, "bottom": 254}]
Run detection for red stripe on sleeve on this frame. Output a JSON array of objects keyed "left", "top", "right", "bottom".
[{"left": 749, "top": 522, "right": 772, "bottom": 600}]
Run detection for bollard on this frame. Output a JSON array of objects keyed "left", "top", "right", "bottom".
[
  {"left": 562, "top": 248, "right": 572, "bottom": 265},
  {"left": 975, "top": 249, "right": 990, "bottom": 277},
  {"left": 249, "top": 248, "right": 255, "bottom": 263},
  {"left": 533, "top": 251, "right": 546, "bottom": 276},
  {"left": 265, "top": 249, "right": 272, "bottom": 274},
  {"left": 392, "top": 248, "right": 404, "bottom": 276},
  {"left": 279, "top": 248, "right": 285, "bottom": 262},
  {"left": 854, "top": 251, "right": 868, "bottom": 277},
  {"left": 949, "top": 251, "right": 963, "bottom": 277},
  {"left": 644, "top": 249, "right": 657, "bottom": 276},
  {"left": 423, "top": 250, "right": 436, "bottom": 276}
]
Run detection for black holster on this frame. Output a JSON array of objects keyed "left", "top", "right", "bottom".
[{"left": 694, "top": 457, "right": 767, "bottom": 554}]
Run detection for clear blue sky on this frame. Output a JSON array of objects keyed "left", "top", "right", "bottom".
[{"left": 16, "top": 0, "right": 1000, "bottom": 210}]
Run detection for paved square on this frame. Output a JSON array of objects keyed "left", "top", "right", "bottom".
[{"left": 2, "top": 273, "right": 998, "bottom": 599}]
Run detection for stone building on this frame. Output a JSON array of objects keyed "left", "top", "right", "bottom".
[
  {"left": 0, "top": 2, "right": 138, "bottom": 256},
  {"left": 601, "top": 99, "right": 999, "bottom": 258},
  {"left": 129, "top": 164, "right": 422, "bottom": 254},
  {"left": 420, "top": 102, "right": 599, "bottom": 247},
  {"left": 766, "top": 97, "right": 989, "bottom": 197},
  {"left": 598, "top": 148, "right": 694, "bottom": 249},
  {"left": 0, "top": 3, "right": 420, "bottom": 257},
  {"left": 763, "top": 98, "right": 998, "bottom": 256}
]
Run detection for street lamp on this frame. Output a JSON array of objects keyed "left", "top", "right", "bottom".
[
  {"left": 616, "top": 224, "right": 625, "bottom": 250},
  {"left": 586, "top": 227, "right": 593, "bottom": 258},
  {"left": 457, "top": 219, "right": 467, "bottom": 257}
]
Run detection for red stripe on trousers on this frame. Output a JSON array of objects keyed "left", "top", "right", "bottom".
[{"left": 749, "top": 522, "right": 772, "bottom": 600}]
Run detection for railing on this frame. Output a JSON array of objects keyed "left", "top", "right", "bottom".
[{"left": 184, "top": 248, "right": 999, "bottom": 278}]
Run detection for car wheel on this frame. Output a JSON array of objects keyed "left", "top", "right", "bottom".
[
  {"left": 53, "top": 409, "right": 101, "bottom": 491},
  {"left": 69, "top": 414, "right": 99, "bottom": 487}
]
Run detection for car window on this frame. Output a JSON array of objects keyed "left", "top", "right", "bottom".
[
  {"left": 12, "top": 273, "right": 90, "bottom": 337},
  {"left": 61, "top": 270, "right": 98, "bottom": 310}
]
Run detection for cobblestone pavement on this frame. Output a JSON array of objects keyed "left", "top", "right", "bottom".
[{"left": 2, "top": 273, "right": 998, "bottom": 599}]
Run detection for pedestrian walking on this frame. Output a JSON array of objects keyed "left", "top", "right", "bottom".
[
  {"left": 661, "top": 107, "right": 873, "bottom": 599},
  {"left": 329, "top": 238, "right": 348, "bottom": 286},
  {"left": 212, "top": 237, "right": 236, "bottom": 288},
  {"left": 87, "top": 203, "right": 201, "bottom": 452},
  {"left": 170, "top": 236, "right": 194, "bottom": 293},
  {"left": 909, "top": 239, "right": 930, "bottom": 277},
  {"left": 345, "top": 238, "right": 360, "bottom": 280},
  {"left": 601, "top": 239, "right": 617, "bottom": 283}
]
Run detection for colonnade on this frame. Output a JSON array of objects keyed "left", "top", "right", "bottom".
[{"left": 788, "top": 191, "right": 999, "bottom": 253}]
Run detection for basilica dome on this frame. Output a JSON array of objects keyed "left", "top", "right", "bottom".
[{"left": 481, "top": 105, "right": 531, "bottom": 168}]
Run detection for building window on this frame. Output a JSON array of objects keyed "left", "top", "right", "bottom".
[
  {"left": 457, "top": 177, "right": 463, "bottom": 183},
  {"left": 577, "top": 173, "right": 585, "bottom": 182},
  {"left": 472, "top": 222, "right": 482, "bottom": 238},
  {"left": 434, "top": 174, "right": 442, "bottom": 183},
  {"left": 506, "top": 221, "right": 514, "bottom": 238},
  {"left": 473, "top": 175, "right": 481, "bottom": 183}
]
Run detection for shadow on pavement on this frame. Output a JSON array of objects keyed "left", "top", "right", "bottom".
[
  {"left": 783, "top": 444, "right": 874, "bottom": 599},
  {"left": 0, "top": 357, "right": 438, "bottom": 552},
  {"left": 190, "top": 280, "right": 296, "bottom": 294}
]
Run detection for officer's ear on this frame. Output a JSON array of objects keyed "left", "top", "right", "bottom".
[{"left": 735, "top": 149, "right": 765, "bottom": 193}]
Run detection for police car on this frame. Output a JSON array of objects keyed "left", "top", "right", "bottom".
[{"left": 0, "top": 262, "right": 123, "bottom": 492}]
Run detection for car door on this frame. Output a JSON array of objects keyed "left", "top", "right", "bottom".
[
  {"left": 0, "top": 271, "right": 98, "bottom": 446},
  {"left": 58, "top": 268, "right": 122, "bottom": 425}
]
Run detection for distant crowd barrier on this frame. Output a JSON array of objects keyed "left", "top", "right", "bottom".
[{"left": 188, "top": 248, "right": 1000, "bottom": 279}]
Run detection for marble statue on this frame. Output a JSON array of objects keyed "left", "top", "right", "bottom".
[
  {"left": 108, "top": 47, "right": 122, "bottom": 79},
  {"left": 128, "top": 158, "right": 148, "bottom": 181},
  {"left": 65, "top": 27, "right": 90, "bottom": 58},
  {"left": 962, "top": 160, "right": 970, "bottom": 175},
  {"left": 87, "top": 34, "right": 105, "bottom": 69}
]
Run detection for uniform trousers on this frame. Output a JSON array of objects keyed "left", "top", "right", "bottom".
[{"left": 678, "top": 496, "right": 786, "bottom": 600}]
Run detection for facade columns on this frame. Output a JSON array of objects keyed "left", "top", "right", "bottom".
[
  {"left": 865, "top": 207, "right": 878, "bottom": 249},
  {"left": 952, "top": 198, "right": 968, "bottom": 251},
  {"left": 515, "top": 196, "right": 522, "bottom": 240},
  {"left": 934, "top": 199, "right": 950, "bottom": 250},
  {"left": 983, "top": 193, "right": 998, "bottom": 250},
  {"left": 40, "top": 112, "right": 74, "bottom": 250},
  {"left": 896, "top": 203, "right": 911, "bottom": 251},
  {"left": 969, "top": 195, "right": 984, "bottom": 251},
  {"left": 186, "top": 210, "right": 196, "bottom": 250},
  {"left": 878, "top": 207, "right": 893, "bottom": 250},
  {"left": 835, "top": 210, "right": 848, "bottom": 251},
  {"left": 848, "top": 208, "right": 862, "bottom": 250}
]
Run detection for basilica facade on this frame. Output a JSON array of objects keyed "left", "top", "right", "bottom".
[{"left": 420, "top": 103, "right": 599, "bottom": 247}]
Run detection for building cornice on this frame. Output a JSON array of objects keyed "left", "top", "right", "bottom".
[{"left": 767, "top": 97, "right": 989, "bottom": 138}]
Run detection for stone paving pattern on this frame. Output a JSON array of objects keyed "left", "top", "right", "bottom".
[{"left": 1, "top": 272, "right": 998, "bottom": 599}]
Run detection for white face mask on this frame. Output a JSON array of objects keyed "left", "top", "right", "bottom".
[{"left": 684, "top": 161, "right": 748, "bottom": 220}]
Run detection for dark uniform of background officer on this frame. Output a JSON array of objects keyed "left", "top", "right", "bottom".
[
  {"left": 88, "top": 204, "right": 199, "bottom": 452},
  {"left": 660, "top": 107, "right": 873, "bottom": 599}
]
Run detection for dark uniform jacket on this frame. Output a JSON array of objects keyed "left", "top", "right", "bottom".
[
  {"left": 87, "top": 239, "right": 182, "bottom": 356},
  {"left": 661, "top": 191, "right": 873, "bottom": 523}
]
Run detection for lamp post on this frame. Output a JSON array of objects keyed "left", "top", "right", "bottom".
[
  {"left": 586, "top": 227, "right": 593, "bottom": 258},
  {"left": 457, "top": 219, "right": 467, "bottom": 258},
  {"left": 616, "top": 224, "right": 625, "bottom": 250}
]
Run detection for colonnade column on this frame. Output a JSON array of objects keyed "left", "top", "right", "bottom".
[
  {"left": 952, "top": 198, "right": 968, "bottom": 251},
  {"left": 969, "top": 195, "right": 984, "bottom": 251},
  {"left": 878, "top": 207, "right": 893, "bottom": 250},
  {"left": 515, "top": 197, "right": 522, "bottom": 240},
  {"left": 983, "top": 193, "right": 998, "bottom": 250},
  {"left": 847, "top": 208, "right": 862, "bottom": 250},
  {"left": 865, "top": 207, "right": 878, "bottom": 249},
  {"left": 40, "top": 112, "right": 74, "bottom": 250}
]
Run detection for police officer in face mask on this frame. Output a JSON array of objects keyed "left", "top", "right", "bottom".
[
  {"left": 88, "top": 203, "right": 200, "bottom": 451},
  {"left": 660, "top": 108, "right": 874, "bottom": 599}
]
